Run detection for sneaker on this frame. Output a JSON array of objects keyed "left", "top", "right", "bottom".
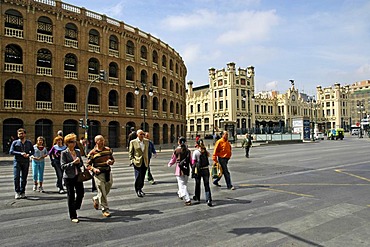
[
  {"left": 39, "top": 186, "right": 45, "bottom": 193},
  {"left": 15, "top": 192, "right": 21, "bottom": 199},
  {"left": 229, "top": 186, "right": 235, "bottom": 190},
  {"left": 193, "top": 195, "right": 199, "bottom": 201},
  {"left": 59, "top": 189, "right": 65, "bottom": 194},
  {"left": 207, "top": 200, "right": 213, "bottom": 207},
  {"left": 20, "top": 193, "right": 27, "bottom": 199},
  {"left": 92, "top": 198, "right": 99, "bottom": 210},
  {"left": 149, "top": 180, "right": 156, "bottom": 185},
  {"left": 213, "top": 182, "right": 221, "bottom": 187},
  {"left": 184, "top": 200, "right": 192, "bottom": 206},
  {"left": 102, "top": 211, "right": 111, "bottom": 217},
  {"left": 33, "top": 185, "right": 37, "bottom": 191},
  {"left": 71, "top": 218, "right": 79, "bottom": 223}
]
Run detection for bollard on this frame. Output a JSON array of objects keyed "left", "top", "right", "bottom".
[
  {"left": 208, "top": 144, "right": 210, "bottom": 149},
  {"left": 159, "top": 146, "right": 161, "bottom": 152},
  {"left": 173, "top": 145, "right": 176, "bottom": 150}
]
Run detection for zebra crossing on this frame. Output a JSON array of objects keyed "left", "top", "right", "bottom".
[{"left": 1, "top": 143, "right": 370, "bottom": 247}]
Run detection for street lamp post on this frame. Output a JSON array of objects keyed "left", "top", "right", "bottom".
[
  {"left": 307, "top": 96, "right": 316, "bottom": 141},
  {"left": 135, "top": 81, "right": 153, "bottom": 132},
  {"left": 357, "top": 100, "right": 365, "bottom": 138}
]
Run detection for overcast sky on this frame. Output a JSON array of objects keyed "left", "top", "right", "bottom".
[{"left": 65, "top": 0, "right": 370, "bottom": 95}]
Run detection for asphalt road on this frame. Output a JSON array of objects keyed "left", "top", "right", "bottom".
[{"left": 1, "top": 135, "right": 370, "bottom": 247}]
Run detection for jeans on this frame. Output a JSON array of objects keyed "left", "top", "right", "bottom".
[
  {"left": 134, "top": 161, "right": 147, "bottom": 192},
  {"left": 213, "top": 157, "right": 233, "bottom": 189},
  {"left": 146, "top": 161, "right": 154, "bottom": 182},
  {"left": 194, "top": 168, "right": 212, "bottom": 202},
  {"left": 32, "top": 160, "right": 45, "bottom": 182},
  {"left": 13, "top": 161, "right": 30, "bottom": 193},
  {"left": 244, "top": 147, "right": 250, "bottom": 157},
  {"left": 64, "top": 176, "right": 84, "bottom": 219},
  {"left": 176, "top": 175, "right": 190, "bottom": 202},
  {"left": 52, "top": 160, "right": 64, "bottom": 190}
]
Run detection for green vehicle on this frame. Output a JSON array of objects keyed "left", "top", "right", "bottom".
[{"left": 328, "top": 128, "right": 344, "bottom": 140}]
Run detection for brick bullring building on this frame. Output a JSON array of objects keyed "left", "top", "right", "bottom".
[{"left": 1, "top": 0, "right": 187, "bottom": 150}]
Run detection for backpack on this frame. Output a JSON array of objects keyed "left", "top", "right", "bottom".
[
  {"left": 178, "top": 150, "right": 190, "bottom": 176},
  {"left": 198, "top": 152, "right": 210, "bottom": 168}
]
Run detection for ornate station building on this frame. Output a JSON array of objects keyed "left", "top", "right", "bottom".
[{"left": 1, "top": 0, "right": 187, "bottom": 150}]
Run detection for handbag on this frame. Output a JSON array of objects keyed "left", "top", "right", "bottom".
[
  {"left": 211, "top": 162, "right": 223, "bottom": 179},
  {"left": 77, "top": 166, "right": 93, "bottom": 182}
]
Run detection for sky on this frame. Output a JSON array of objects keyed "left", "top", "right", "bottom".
[{"left": 65, "top": 0, "right": 370, "bottom": 95}]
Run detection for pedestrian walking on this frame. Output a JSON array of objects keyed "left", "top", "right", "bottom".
[
  {"left": 145, "top": 132, "right": 157, "bottom": 185},
  {"left": 87, "top": 135, "right": 115, "bottom": 217},
  {"left": 9, "top": 128, "right": 34, "bottom": 199},
  {"left": 168, "top": 137, "right": 192, "bottom": 206},
  {"left": 191, "top": 139, "right": 212, "bottom": 207},
  {"left": 48, "top": 136, "right": 67, "bottom": 193},
  {"left": 212, "top": 131, "right": 235, "bottom": 190},
  {"left": 31, "top": 136, "right": 48, "bottom": 193},
  {"left": 241, "top": 133, "right": 252, "bottom": 158},
  {"left": 129, "top": 129, "right": 149, "bottom": 197},
  {"left": 127, "top": 127, "right": 137, "bottom": 149},
  {"left": 61, "top": 133, "right": 85, "bottom": 223}
]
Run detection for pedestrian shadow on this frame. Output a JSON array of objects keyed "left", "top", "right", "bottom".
[
  {"left": 213, "top": 197, "right": 252, "bottom": 206},
  {"left": 79, "top": 209, "right": 163, "bottom": 223},
  {"left": 229, "top": 227, "right": 324, "bottom": 247},
  {"left": 144, "top": 191, "right": 177, "bottom": 197}
]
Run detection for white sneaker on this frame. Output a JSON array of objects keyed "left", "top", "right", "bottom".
[
  {"left": 20, "top": 193, "right": 27, "bottom": 199},
  {"left": 33, "top": 185, "right": 37, "bottom": 191},
  {"left": 59, "top": 189, "right": 65, "bottom": 194},
  {"left": 15, "top": 192, "right": 21, "bottom": 199},
  {"left": 39, "top": 186, "right": 45, "bottom": 193}
]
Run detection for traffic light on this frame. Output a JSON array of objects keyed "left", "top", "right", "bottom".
[
  {"left": 79, "top": 118, "right": 84, "bottom": 128},
  {"left": 99, "top": 70, "right": 107, "bottom": 82},
  {"left": 86, "top": 118, "right": 90, "bottom": 129}
]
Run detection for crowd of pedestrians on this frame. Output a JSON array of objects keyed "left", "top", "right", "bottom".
[{"left": 8, "top": 128, "right": 241, "bottom": 223}]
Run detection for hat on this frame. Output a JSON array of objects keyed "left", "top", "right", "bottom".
[{"left": 130, "top": 127, "right": 135, "bottom": 131}]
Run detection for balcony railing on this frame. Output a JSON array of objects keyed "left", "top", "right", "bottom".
[
  {"left": 64, "top": 102, "right": 77, "bottom": 111},
  {"left": 126, "top": 107, "right": 134, "bottom": 115},
  {"left": 36, "top": 101, "right": 52, "bottom": 110},
  {"left": 126, "top": 54, "right": 135, "bottom": 62},
  {"left": 37, "top": 33, "right": 53, "bottom": 43},
  {"left": 109, "top": 49, "right": 119, "bottom": 57},
  {"left": 4, "top": 99, "right": 23, "bottom": 109},
  {"left": 4, "top": 27, "right": 23, "bottom": 38},
  {"left": 36, "top": 67, "right": 52, "bottom": 76},
  {"left": 108, "top": 77, "right": 119, "bottom": 85},
  {"left": 88, "top": 44, "right": 100, "bottom": 53},
  {"left": 64, "top": 70, "right": 78, "bottom": 79},
  {"left": 88, "top": 104, "right": 100, "bottom": 113},
  {"left": 4, "top": 63, "right": 23, "bottom": 73},
  {"left": 152, "top": 110, "right": 159, "bottom": 117},
  {"left": 64, "top": 38, "right": 78, "bottom": 48},
  {"left": 88, "top": 73, "right": 99, "bottom": 81},
  {"left": 126, "top": 80, "right": 135, "bottom": 88},
  {"left": 169, "top": 113, "right": 174, "bottom": 119},
  {"left": 109, "top": 106, "right": 119, "bottom": 114}
]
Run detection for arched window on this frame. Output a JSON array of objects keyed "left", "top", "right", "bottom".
[
  {"left": 109, "top": 62, "right": 118, "bottom": 78},
  {"left": 126, "top": 40, "right": 134, "bottom": 55},
  {"left": 5, "top": 79, "right": 22, "bottom": 100},
  {"left": 176, "top": 102, "right": 179, "bottom": 114},
  {"left": 140, "top": 95, "right": 147, "bottom": 109},
  {"left": 126, "top": 92, "right": 134, "bottom": 108},
  {"left": 140, "top": 70, "right": 147, "bottom": 84},
  {"left": 170, "top": 101, "right": 174, "bottom": 113},
  {"left": 5, "top": 9, "right": 23, "bottom": 30},
  {"left": 176, "top": 82, "right": 179, "bottom": 93},
  {"left": 37, "top": 49, "right": 52, "bottom": 68},
  {"left": 140, "top": 45, "right": 147, "bottom": 59},
  {"left": 64, "top": 53, "right": 77, "bottom": 71},
  {"left": 37, "top": 16, "right": 52, "bottom": 35},
  {"left": 65, "top": 23, "right": 78, "bottom": 40},
  {"left": 152, "top": 73, "right": 158, "bottom": 87},
  {"left": 89, "top": 29, "right": 99, "bottom": 45},
  {"left": 109, "top": 90, "right": 118, "bottom": 106},
  {"left": 175, "top": 63, "right": 179, "bottom": 74},
  {"left": 152, "top": 50, "right": 158, "bottom": 64},
  {"left": 170, "top": 59, "right": 174, "bottom": 71},
  {"left": 5, "top": 44, "right": 22, "bottom": 64},
  {"left": 88, "top": 58, "right": 99, "bottom": 74},
  {"left": 36, "top": 82, "right": 51, "bottom": 101},
  {"left": 162, "top": 55, "right": 167, "bottom": 67},
  {"left": 64, "top": 84, "right": 77, "bottom": 103},
  {"left": 109, "top": 35, "right": 118, "bottom": 50},
  {"left": 170, "top": 80, "right": 174, "bottom": 91},
  {"left": 162, "top": 77, "right": 167, "bottom": 89},
  {"left": 126, "top": 66, "right": 134, "bottom": 81},
  {"left": 153, "top": 97, "right": 159, "bottom": 111},
  {"left": 162, "top": 99, "right": 167, "bottom": 112},
  {"left": 88, "top": 87, "right": 99, "bottom": 105}
]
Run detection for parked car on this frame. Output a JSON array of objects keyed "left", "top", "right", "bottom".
[
  {"left": 314, "top": 132, "right": 324, "bottom": 140},
  {"left": 351, "top": 129, "right": 360, "bottom": 135}
]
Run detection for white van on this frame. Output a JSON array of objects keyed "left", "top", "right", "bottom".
[{"left": 314, "top": 132, "right": 324, "bottom": 140}]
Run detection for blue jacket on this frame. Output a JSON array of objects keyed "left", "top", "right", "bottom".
[
  {"left": 10, "top": 139, "right": 34, "bottom": 163},
  {"left": 148, "top": 140, "right": 157, "bottom": 160}
]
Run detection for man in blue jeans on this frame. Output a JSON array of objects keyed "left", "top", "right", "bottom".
[{"left": 10, "top": 128, "right": 34, "bottom": 199}]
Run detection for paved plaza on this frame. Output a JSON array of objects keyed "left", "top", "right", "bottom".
[{"left": 1, "top": 136, "right": 370, "bottom": 246}]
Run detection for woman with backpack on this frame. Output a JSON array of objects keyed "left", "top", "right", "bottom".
[
  {"left": 191, "top": 139, "right": 212, "bottom": 207},
  {"left": 168, "top": 137, "right": 192, "bottom": 206}
]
